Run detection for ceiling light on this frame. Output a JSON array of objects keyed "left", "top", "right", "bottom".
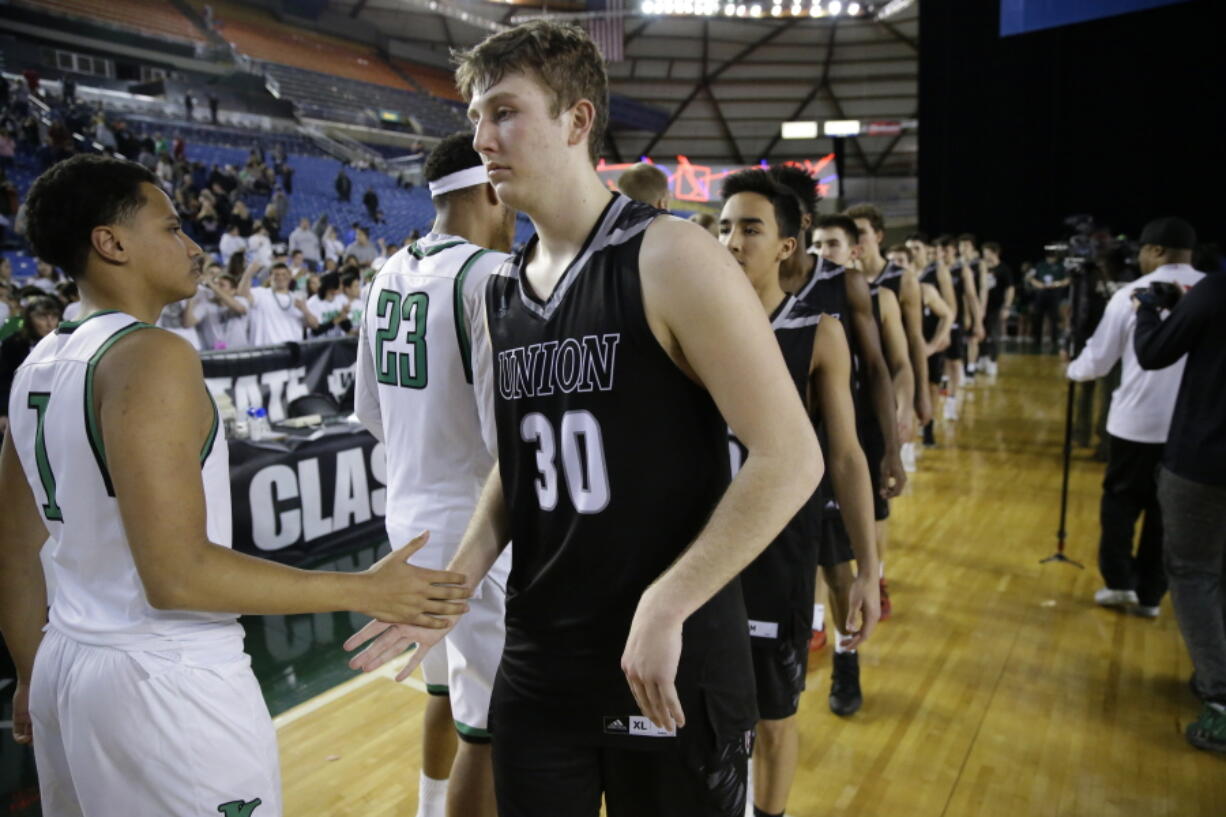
[
  {"left": 736, "top": 4, "right": 747, "bottom": 15},
  {"left": 829, "top": 0, "right": 843, "bottom": 14},
  {"left": 641, "top": 0, "right": 654, "bottom": 11},
  {"left": 750, "top": 3, "right": 762, "bottom": 15},
  {"left": 725, "top": 2, "right": 736, "bottom": 13},
  {"left": 848, "top": 1, "right": 861, "bottom": 13}
]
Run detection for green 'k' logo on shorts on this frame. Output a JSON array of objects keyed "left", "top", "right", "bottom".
[{"left": 217, "top": 799, "right": 262, "bottom": 817}]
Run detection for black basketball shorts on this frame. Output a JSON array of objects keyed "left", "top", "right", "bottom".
[
  {"left": 749, "top": 632, "right": 811, "bottom": 720},
  {"left": 490, "top": 696, "right": 752, "bottom": 817}
]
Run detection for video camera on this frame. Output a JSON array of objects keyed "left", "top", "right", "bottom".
[{"left": 1133, "top": 281, "right": 1184, "bottom": 311}]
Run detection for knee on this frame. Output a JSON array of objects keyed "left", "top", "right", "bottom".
[{"left": 756, "top": 716, "right": 795, "bottom": 748}]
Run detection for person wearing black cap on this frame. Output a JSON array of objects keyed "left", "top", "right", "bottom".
[
  {"left": 1066, "top": 216, "right": 1204, "bottom": 618},
  {"left": 1133, "top": 246, "right": 1226, "bottom": 754}
]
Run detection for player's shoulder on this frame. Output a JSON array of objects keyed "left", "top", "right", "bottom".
[{"left": 640, "top": 213, "right": 732, "bottom": 278}]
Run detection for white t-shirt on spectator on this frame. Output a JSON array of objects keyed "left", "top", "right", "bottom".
[
  {"left": 197, "top": 294, "right": 251, "bottom": 350},
  {"left": 219, "top": 232, "right": 247, "bottom": 264},
  {"left": 306, "top": 294, "right": 349, "bottom": 338},
  {"left": 248, "top": 288, "right": 305, "bottom": 346},
  {"left": 157, "top": 299, "right": 201, "bottom": 350},
  {"left": 248, "top": 234, "right": 273, "bottom": 269}
]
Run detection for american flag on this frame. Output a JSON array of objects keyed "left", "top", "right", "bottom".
[{"left": 586, "top": 0, "right": 625, "bottom": 63}]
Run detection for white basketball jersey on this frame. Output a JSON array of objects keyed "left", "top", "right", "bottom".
[
  {"left": 8, "top": 311, "right": 243, "bottom": 652},
  {"left": 356, "top": 233, "right": 507, "bottom": 568}
]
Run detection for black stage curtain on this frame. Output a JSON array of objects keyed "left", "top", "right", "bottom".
[{"left": 918, "top": 0, "right": 1225, "bottom": 257}]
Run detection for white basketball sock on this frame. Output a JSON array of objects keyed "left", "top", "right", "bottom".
[
  {"left": 812, "top": 603, "right": 825, "bottom": 630},
  {"left": 834, "top": 629, "right": 856, "bottom": 655},
  {"left": 416, "top": 772, "right": 448, "bottom": 817}
]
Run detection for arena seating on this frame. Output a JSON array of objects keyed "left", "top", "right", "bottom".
[
  {"left": 12, "top": 0, "right": 206, "bottom": 44},
  {"left": 392, "top": 59, "right": 464, "bottom": 103}
]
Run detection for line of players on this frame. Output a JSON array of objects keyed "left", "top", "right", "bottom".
[
  {"left": 358, "top": 149, "right": 1012, "bottom": 816},
  {"left": 1, "top": 19, "right": 1015, "bottom": 817}
]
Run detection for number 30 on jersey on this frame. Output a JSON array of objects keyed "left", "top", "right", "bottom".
[{"left": 521, "top": 410, "right": 610, "bottom": 514}]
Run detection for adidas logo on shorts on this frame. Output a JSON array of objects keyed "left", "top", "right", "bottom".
[{"left": 603, "top": 717, "right": 629, "bottom": 734}]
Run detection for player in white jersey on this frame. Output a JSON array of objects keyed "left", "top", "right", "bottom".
[
  {"left": 351, "top": 134, "right": 516, "bottom": 817},
  {"left": 0, "top": 155, "right": 471, "bottom": 817}
]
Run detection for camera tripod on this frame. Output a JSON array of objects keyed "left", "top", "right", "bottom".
[{"left": 1042, "top": 257, "right": 1087, "bottom": 569}]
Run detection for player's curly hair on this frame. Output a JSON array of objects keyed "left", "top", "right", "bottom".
[
  {"left": 768, "top": 164, "right": 821, "bottom": 218},
  {"left": 24, "top": 154, "right": 159, "bottom": 279}
]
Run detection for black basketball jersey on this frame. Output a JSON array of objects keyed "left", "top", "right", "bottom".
[
  {"left": 486, "top": 193, "right": 755, "bottom": 745},
  {"left": 872, "top": 261, "right": 905, "bottom": 299},
  {"left": 919, "top": 263, "right": 943, "bottom": 339},
  {"left": 949, "top": 262, "right": 967, "bottom": 328},
  {"left": 729, "top": 297, "right": 823, "bottom": 642}
]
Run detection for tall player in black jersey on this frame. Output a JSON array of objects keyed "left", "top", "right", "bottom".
[
  {"left": 957, "top": 233, "right": 989, "bottom": 384},
  {"left": 936, "top": 234, "right": 984, "bottom": 421},
  {"left": 908, "top": 234, "right": 957, "bottom": 443},
  {"left": 719, "top": 170, "right": 879, "bottom": 817},
  {"left": 846, "top": 204, "right": 932, "bottom": 432},
  {"left": 346, "top": 20, "right": 822, "bottom": 817}
]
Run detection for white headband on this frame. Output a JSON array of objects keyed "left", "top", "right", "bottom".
[{"left": 428, "top": 165, "right": 489, "bottom": 197}]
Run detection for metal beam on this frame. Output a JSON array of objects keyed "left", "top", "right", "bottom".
[
  {"left": 875, "top": 19, "right": 918, "bottom": 52},
  {"left": 624, "top": 19, "right": 653, "bottom": 47},
  {"left": 350, "top": 0, "right": 369, "bottom": 19},
  {"left": 756, "top": 19, "right": 838, "bottom": 161},
  {"left": 640, "top": 20, "right": 795, "bottom": 156},
  {"left": 704, "top": 84, "right": 744, "bottom": 164}
]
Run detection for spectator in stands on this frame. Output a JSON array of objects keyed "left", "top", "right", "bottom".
[
  {"left": 208, "top": 93, "right": 219, "bottom": 124},
  {"left": 322, "top": 224, "right": 344, "bottom": 265},
  {"left": 157, "top": 292, "right": 204, "bottom": 350},
  {"left": 248, "top": 223, "right": 273, "bottom": 269},
  {"left": 172, "top": 136, "right": 186, "bottom": 162},
  {"left": 31, "top": 260, "right": 62, "bottom": 295},
  {"left": 280, "top": 162, "right": 294, "bottom": 195},
  {"left": 219, "top": 224, "right": 246, "bottom": 265},
  {"left": 194, "top": 200, "right": 221, "bottom": 248},
  {"left": 0, "top": 257, "right": 13, "bottom": 289},
  {"left": 0, "top": 280, "right": 15, "bottom": 323},
  {"left": 61, "top": 76, "right": 75, "bottom": 103},
  {"left": 230, "top": 200, "right": 253, "bottom": 237},
  {"left": 93, "top": 115, "right": 116, "bottom": 152},
  {"left": 58, "top": 281, "right": 80, "bottom": 321},
  {"left": 345, "top": 226, "right": 378, "bottom": 267},
  {"left": 363, "top": 187, "right": 382, "bottom": 224},
  {"left": 156, "top": 154, "right": 175, "bottom": 192},
  {"left": 262, "top": 202, "right": 282, "bottom": 243},
  {"left": 0, "top": 296, "right": 60, "bottom": 435},
  {"left": 335, "top": 165, "right": 352, "bottom": 202},
  {"left": 270, "top": 189, "right": 289, "bottom": 228},
  {"left": 342, "top": 272, "right": 363, "bottom": 325},
  {"left": 290, "top": 217, "right": 321, "bottom": 265},
  {"left": 289, "top": 249, "right": 310, "bottom": 283},
  {"left": 617, "top": 162, "right": 670, "bottom": 210},
  {"left": 306, "top": 272, "right": 352, "bottom": 338},
  {"left": 197, "top": 265, "right": 251, "bottom": 350},
  {"left": 239, "top": 260, "right": 319, "bottom": 345},
  {"left": 184, "top": 92, "right": 194, "bottom": 122}
]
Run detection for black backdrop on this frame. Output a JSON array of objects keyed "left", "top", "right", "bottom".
[{"left": 918, "top": 0, "right": 1226, "bottom": 260}]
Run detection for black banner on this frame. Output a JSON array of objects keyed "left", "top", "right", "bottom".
[
  {"left": 228, "top": 429, "right": 388, "bottom": 566},
  {"left": 202, "top": 337, "right": 359, "bottom": 423}
]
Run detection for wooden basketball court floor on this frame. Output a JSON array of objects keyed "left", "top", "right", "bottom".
[{"left": 271, "top": 354, "right": 1225, "bottom": 816}]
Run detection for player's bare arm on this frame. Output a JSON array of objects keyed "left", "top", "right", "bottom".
[
  {"left": 809, "top": 318, "right": 880, "bottom": 648},
  {"left": 0, "top": 427, "right": 51, "bottom": 744},
  {"left": 845, "top": 271, "right": 905, "bottom": 497},
  {"left": 922, "top": 282, "right": 954, "bottom": 355},
  {"left": 936, "top": 262, "right": 957, "bottom": 313},
  {"left": 99, "top": 329, "right": 469, "bottom": 624},
  {"left": 898, "top": 265, "right": 931, "bottom": 424},
  {"left": 878, "top": 287, "right": 916, "bottom": 442},
  {"left": 963, "top": 267, "right": 985, "bottom": 340},
  {"left": 625, "top": 217, "right": 823, "bottom": 731}
]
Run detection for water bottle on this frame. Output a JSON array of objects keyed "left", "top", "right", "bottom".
[{"left": 246, "top": 407, "right": 270, "bottom": 441}]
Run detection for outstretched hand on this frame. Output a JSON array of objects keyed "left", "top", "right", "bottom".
[
  {"left": 344, "top": 618, "right": 453, "bottom": 682},
  {"left": 361, "top": 532, "right": 471, "bottom": 627}
]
